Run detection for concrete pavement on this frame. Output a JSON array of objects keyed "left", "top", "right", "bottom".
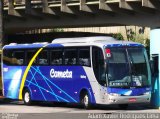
[
  {"left": 0, "top": 100, "right": 159, "bottom": 113},
  {"left": 0, "top": 100, "right": 160, "bottom": 119}
]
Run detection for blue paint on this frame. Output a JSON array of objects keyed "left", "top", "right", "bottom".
[
  {"left": 3, "top": 66, "right": 25, "bottom": 98},
  {"left": 4, "top": 43, "right": 63, "bottom": 49},
  {"left": 2, "top": 41, "right": 150, "bottom": 105},
  {"left": 105, "top": 43, "right": 143, "bottom": 48},
  {"left": 3, "top": 65, "right": 96, "bottom": 103}
]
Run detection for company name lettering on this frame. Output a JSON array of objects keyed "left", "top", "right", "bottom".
[{"left": 50, "top": 69, "right": 72, "bottom": 78}]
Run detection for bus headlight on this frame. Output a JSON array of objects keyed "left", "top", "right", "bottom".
[
  {"left": 109, "top": 93, "right": 121, "bottom": 96},
  {"left": 143, "top": 92, "right": 150, "bottom": 95}
]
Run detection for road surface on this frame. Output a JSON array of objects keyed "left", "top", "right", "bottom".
[{"left": 0, "top": 99, "right": 159, "bottom": 119}]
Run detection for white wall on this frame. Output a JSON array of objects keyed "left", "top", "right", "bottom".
[{"left": 150, "top": 29, "right": 160, "bottom": 54}]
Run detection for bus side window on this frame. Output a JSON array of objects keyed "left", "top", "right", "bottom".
[
  {"left": 13, "top": 51, "right": 25, "bottom": 65},
  {"left": 92, "top": 47, "right": 105, "bottom": 85},
  {"left": 51, "top": 50, "right": 63, "bottom": 65},
  {"left": 26, "top": 50, "right": 37, "bottom": 65},
  {"left": 38, "top": 50, "right": 48, "bottom": 65},
  {"left": 78, "top": 48, "right": 90, "bottom": 67},
  {"left": 3, "top": 49, "right": 14, "bottom": 66},
  {"left": 64, "top": 49, "right": 77, "bottom": 65}
]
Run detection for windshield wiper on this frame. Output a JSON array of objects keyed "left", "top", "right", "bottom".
[{"left": 129, "top": 56, "right": 136, "bottom": 75}]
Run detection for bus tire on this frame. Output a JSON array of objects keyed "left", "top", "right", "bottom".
[
  {"left": 23, "top": 89, "right": 32, "bottom": 105},
  {"left": 80, "top": 92, "right": 91, "bottom": 109},
  {"left": 118, "top": 104, "right": 128, "bottom": 109}
]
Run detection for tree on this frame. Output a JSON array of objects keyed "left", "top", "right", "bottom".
[{"left": 112, "top": 33, "right": 124, "bottom": 40}]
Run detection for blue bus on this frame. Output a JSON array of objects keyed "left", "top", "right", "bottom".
[{"left": 2, "top": 36, "right": 151, "bottom": 108}]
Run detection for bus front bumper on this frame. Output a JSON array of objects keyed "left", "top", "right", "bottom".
[{"left": 107, "top": 94, "right": 151, "bottom": 104}]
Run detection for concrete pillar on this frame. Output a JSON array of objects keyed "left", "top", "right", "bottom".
[
  {"left": 0, "top": 0, "right": 4, "bottom": 48},
  {"left": 150, "top": 28, "right": 160, "bottom": 109}
]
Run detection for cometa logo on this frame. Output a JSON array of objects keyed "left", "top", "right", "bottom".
[{"left": 50, "top": 69, "right": 72, "bottom": 78}]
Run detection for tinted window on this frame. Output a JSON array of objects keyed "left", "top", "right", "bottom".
[
  {"left": 51, "top": 49, "right": 63, "bottom": 65},
  {"left": 26, "top": 50, "right": 37, "bottom": 65},
  {"left": 92, "top": 47, "right": 105, "bottom": 85},
  {"left": 64, "top": 49, "right": 77, "bottom": 65},
  {"left": 13, "top": 51, "right": 25, "bottom": 65},
  {"left": 3, "top": 49, "right": 14, "bottom": 65},
  {"left": 78, "top": 48, "right": 90, "bottom": 66},
  {"left": 38, "top": 50, "right": 48, "bottom": 65},
  {"left": 108, "top": 48, "right": 127, "bottom": 63}
]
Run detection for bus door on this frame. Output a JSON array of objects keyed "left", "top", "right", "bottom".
[
  {"left": 151, "top": 54, "right": 160, "bottom": 108},
  {"left": 92, "top": 47, "right": 107, "bottom": 103}
]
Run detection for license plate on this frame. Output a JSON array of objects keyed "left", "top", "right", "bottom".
[{"left": 129, "top": 98, "right": 136, "bottom": 102}]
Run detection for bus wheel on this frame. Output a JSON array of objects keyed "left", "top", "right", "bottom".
[
  {"left": 81, "top": 93, "right": 91, "bottom": 109},
  {"left": 118, "top": 104, "right": 128, "bottom": 109},
  {"left": 23, "top": 89, "right": 32, "bottom": 105}
]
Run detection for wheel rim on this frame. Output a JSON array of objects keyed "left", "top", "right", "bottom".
[
  {"left": 83, "top": 94, "right": 89, "bottom": 107},
  {"left": 24, "top": 92, "right": 30, "bottom": 103}
]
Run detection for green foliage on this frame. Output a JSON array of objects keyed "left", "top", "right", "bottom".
[
  {"left": 126, "top": 29, "right": 136, "bottom": 41},
  {"left": 125, "top": 28, "right": 150, "bottom": 47},
  {"left": 112, "top": 33, "right": 124, "bottom": 40}
]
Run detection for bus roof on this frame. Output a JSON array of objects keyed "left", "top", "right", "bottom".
[
  {"left": 3, "top": 36, "right": 143, "bottom": 49},
  {"left": 52, "top": 36, "right": 116, "bottom": 43}
]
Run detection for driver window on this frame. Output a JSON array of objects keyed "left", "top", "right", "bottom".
[{"left": 92, "top": 47, "right": 105, "bottom": 85}]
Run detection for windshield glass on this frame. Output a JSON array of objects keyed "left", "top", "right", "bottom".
[{"left": 106, "top": 47, "right": 151, "bottom": 88}]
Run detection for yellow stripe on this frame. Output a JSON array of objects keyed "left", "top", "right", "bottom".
[{"left": 19, "top": 45, "right": 47, "bottom": 99}]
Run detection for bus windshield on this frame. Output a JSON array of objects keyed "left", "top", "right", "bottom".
[{"left": 106, "top": 47, "right": 151, "bottom": 88}]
